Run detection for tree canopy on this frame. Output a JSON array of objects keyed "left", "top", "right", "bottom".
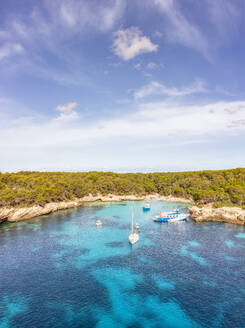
[{"left": 0, "top": 169, "right": 244, "bottom": 208}]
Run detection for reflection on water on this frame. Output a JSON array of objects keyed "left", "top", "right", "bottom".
[{"left": 0, "top": 201, "right": 244, "bottom": 328}]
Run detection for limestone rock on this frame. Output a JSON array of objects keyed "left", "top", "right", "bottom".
[{"left": 189, "top": 205, "right": 245, "bottom": 225}]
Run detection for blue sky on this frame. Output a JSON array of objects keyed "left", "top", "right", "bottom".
[{"left": 0, "top": 0, "right": 245, "bottom": 172}]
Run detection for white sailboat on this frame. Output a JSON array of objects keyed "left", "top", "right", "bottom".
[{"left": 128, "top": 202, "right": 139, "bottom": 245}]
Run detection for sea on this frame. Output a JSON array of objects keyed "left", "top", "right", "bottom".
[{"left": 0, "top": 201, "right": 244, "bottom": 328}]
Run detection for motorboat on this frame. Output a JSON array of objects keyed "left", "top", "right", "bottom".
[
  {"left": 143, "top": 203, "right": 151, "bottom": 211},
  {"left": 153, "top": 209, "right": 188, "bottom": 223}
]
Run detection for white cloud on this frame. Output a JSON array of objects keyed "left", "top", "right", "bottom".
[
  {"left": 57, "top": 102, "right": 77, "bottom": 113},
  {"left": 1, "top": 100, "right": 244, "bottom": 148},
  {"left": 225, "top": 105, "right": 244, "bottom": 114},
  {"left": 56, "top": 102, "right": 78, "bottom": 120},
  {"left": 134, "top": 63, "right": 141, "bottom": 70},
  {"left": 207, "top": 0, "right": 239, "bottom": 39},
  {"left": 144, "top": 72, "right": 152, "bottom": 78},
  {"left": 150, "top": 0, "right": 240, "bottom": 59},
  {"left": 152, "top": 0, "right": 209, "bottom": 57},
  {"left": 1, "top": 99, "right": 245, "bottom": 170},
  {"left": 134, "top": 80, "right": 207, "bottom": 99},
  {"left": 0, "top": 0, "right": 125, "bottom": 83},
  {"left": 0, "top": 42, "right": 24, "bottom": 61},
  {"left": 112, "top": 26, "right": 158, "bottom": 61},
  {"left": 147, "top": 62, "right": 157, "bottom": 69},
  {"left": 57, "top": 0, "right": 125, "bottom": 32}
]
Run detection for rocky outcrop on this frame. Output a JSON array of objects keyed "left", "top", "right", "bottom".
[
  {"left": 0, "top": 207, "right": 13, "bottom": 224},
  {"left": 0, "top": 193, "right": 192, "bottom": 223},
  {"left": 189, "top": 205, "right": 245, "bottom": 225},
  {"left": 0, "top": 200, "right": 81, "bottom": 223}
]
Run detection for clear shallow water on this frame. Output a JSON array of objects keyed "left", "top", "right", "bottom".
[{"left": 0, "top": 201, "right": 244, "bottom": 328}]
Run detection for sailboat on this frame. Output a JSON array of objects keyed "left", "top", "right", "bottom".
[{"left": 128, "top": 202, "right": 139, "bottom": 245}]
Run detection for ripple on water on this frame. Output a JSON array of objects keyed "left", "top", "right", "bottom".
[{"left": 181, "top": 241, "right": 208, "bottom": 266}]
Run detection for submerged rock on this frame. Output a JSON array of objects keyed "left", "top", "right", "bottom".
[{"left": 189, "top": 205, "right": 245, "bottom": 225}]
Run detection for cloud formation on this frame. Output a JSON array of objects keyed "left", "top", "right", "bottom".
[
  {"left": 147, "top": 62, "right": 157, "bottom": 69},
  {"left": 0, "top": 43, "right": 24, "bottom": 61},
  {"left": 152, "top": 0, "right": 209, "bottom": 56},
  {"left": 0, "top": 0, "right": 126, "bottom": 85},
  {"left": 1, "top": 99, "right": 244, "bottom": 147},
  {"left": 112, "top": 27, "right": 158, "bottom": 60},
  {"left": 134, "top": 80, "right": 207, "bottom": 99},
  {"left": 56, "top": 102, "right": 78, "bottom": 120},
  {"left": 1, "top": 98, "right": 244, "bottom": 171},
  {"left": 225, "top": 105, "right": 244, "bottom": 114},
  {"left": 56, "top": 0, "right": 125, "bottom": 32}
]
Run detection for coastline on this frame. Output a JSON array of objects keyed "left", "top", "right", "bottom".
[
  {"left": 0, "top": 194, "right": 244, "bottom": 226},
  {"left": 0, "top": 194, "right": 192, "bottom": 223}
]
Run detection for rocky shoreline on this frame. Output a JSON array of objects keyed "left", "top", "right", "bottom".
[
  {"left": 0, "top": 194, "right": 192, "bottom": 223},
  {"left": 189, "top": 205, "right": 245, "bottom": 225},
  {"left": 0, "top": 194, "right": 244, "bottom": 225}
]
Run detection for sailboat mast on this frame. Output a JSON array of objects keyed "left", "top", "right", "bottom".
[{"left": 131, "top": 202, "right": 134, "bottom": 233}]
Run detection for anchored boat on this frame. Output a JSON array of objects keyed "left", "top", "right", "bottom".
[
  {"left": 135, "top": 223, "right": 140, "bottom": 233},
  {"left": 129, "top": 202, "right": 139, "bottom": 245},
  {"left": 153, "top": 209, "right": 188, "bottom": 223},
  {"left": 96, "top": 220, "right": 102, "bottom": 226},
  {"left": 143, "top": 203, "right": 151, "bottom": 211}
]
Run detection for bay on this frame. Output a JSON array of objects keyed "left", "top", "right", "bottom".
[{"left": 0, "top": 201, "right": 244, "bottom": 328}]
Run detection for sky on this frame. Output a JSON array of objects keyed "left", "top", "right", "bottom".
[{"left": 0, "top": 0, "right": 245, "bottom": 172}]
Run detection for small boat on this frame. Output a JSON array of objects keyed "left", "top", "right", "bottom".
[
  {"left": 153, "top": 209, "right": 188, "bottom": 223},
  {"left": 135, "top": 223, "right": 140, "bottom": 233},
  {"left": 96, "top": 220, "right": 102, "bottom": 226},
  {"left": 143, "top": 203, "right": 151, "bottom": 211},
  {"left": 129, "top": 202, "right": 139, "bottom": 245}
]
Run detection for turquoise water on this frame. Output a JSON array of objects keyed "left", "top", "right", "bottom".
[{"left": 0, "top": 201, "right": 244, "bottom": 328}]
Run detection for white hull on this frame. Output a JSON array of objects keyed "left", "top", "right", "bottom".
[
  {"left": 96, "top": 220, "right": 102, "bottom": 226},
  {"left": 168, "top": 217, "right": 186, "bottom": 223},
  {"left": 129, "top": 233, "right": 139, "bottom": 244}
]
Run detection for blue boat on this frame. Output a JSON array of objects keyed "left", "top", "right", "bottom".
[
  {"left": 143, "top": 203, "right": 151, "bottom": 211},
  {"left": 153, "top": 209, "right": 188, "bottom": 223}
]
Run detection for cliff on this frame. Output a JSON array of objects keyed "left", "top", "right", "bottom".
[{"left": 189, "top": 205, "right": 245, "bottom": 225}]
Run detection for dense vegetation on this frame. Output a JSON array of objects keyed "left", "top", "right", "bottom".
[{"left": 0, "top": 169, "right": 244, "bottom": 208}]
